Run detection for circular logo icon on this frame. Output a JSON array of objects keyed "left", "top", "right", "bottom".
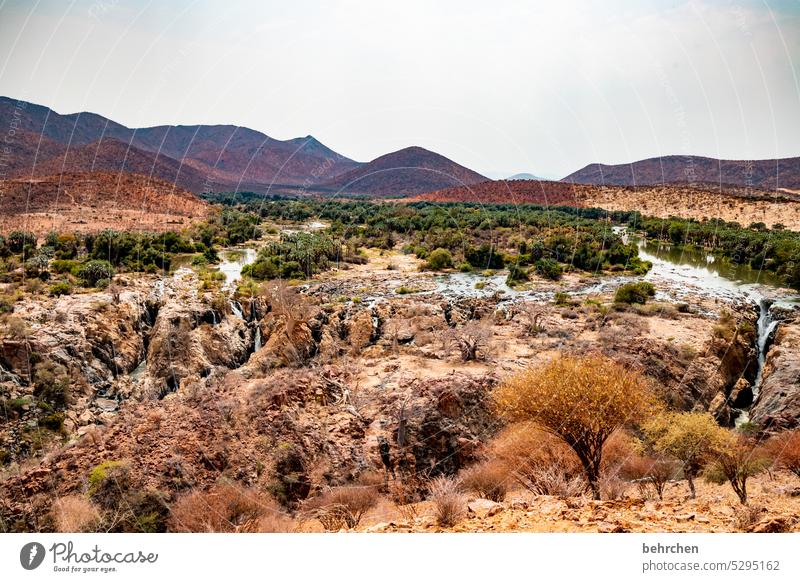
[{"left": 20, "top": 542, "right": 46, "bottom": 570}]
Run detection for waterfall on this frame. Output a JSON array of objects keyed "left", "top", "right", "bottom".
[
  {"left": 230, "top": 300, "right": 244, "bottom": 319},
  {"left": 753, "top": 298, "right": 779, "bottom": 400},
  {"left": 254, "top": 327, "right": 262, "bottom": 352},
  {"left": 0, "top": 362, "right": 21, "bottom": 386}
]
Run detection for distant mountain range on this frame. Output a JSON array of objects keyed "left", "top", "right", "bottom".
[
  {"left": 0, "top": 97, "right": 484, "bottom": 197},
  {"left": 562, "top": 155, "right": 800, "bottom": 191},
  {"left": 2, "top": 97, "right": 799, "bottom": 204}
]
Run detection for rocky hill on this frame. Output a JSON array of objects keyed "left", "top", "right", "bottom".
[
  {"left": 0, "top": 172, "right": 209, "bottom": 235},
  {"left": 415, "top": 178, "right": 583, "bottom": 206},
  {"left": 13, "top": 138, "right": 210, "bottom": 192},
  {"left": 563, "top": 154, "right": 800, "bottom": 191},
  {"left": 415, "top": 180, "right": 800, "bottom": 230},
  {"left": 320, "top": 146, "right": 488, "bottom": 197}
]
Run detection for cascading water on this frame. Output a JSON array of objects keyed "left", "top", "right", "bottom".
[
  {"left": 753, "top": 298, "right": 779, "bottom": 400},
  {"left": 735, "top": 298, "right": 779, "bottom": 427},
  {"left": 230, "top": 300, "right": 244, "bottom": 319},
  {"left": 254, "top": 327, "right": 262, "bottom": 352}
]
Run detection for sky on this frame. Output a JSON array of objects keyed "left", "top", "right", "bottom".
[{"left": 0, "top": 0, "right": 798, "bottom": 179}]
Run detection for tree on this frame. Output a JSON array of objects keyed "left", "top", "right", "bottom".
[
  {"left": 642, "top": 411, "right": 730, "bottom": 499},
  {"left": 703, "top": 437, "right": 770, "bottom": 505},
  {"left": 493, "top": 355, "right": 656, "bottom": 499}
]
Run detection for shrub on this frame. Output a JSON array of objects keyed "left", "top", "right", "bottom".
[
  {"left": 703, "top": 437, "right": 771, "bottom": 505},
  {"left": 534, "top": 258, "right": 562, "bottom": 280},
  {"left": 619, "top": 455, "right": 677, "bottom": 500},
  {"left": 48, "top": 281, "right": 72, "bottom": 297},
  {"left": 766, "top": 429, "right": 800, "bottom": 479},
  {"left": 40, "top": 412, "right": 65, "bottom": 432},
  {"left": 494, "top": 355, "right": 656, "bottom": 499},
  {"left": 424, "top": 248, "right": 453, "bottom": 271},
  {"left": 446, "top": 320, "right": 491, "bottom": 362},
  {"left": 614, "top": 281, "right": 656, "bottom": 304},
  {"left": 489, "top": 422, "right": 584, "bottom": 497},
  {"left": 169, "top": 481, "right": 287, "bottom": 532},
  {"left": 460, "top": 460, "right": 509, "bottom": 502},
  {"left": 302, "top": 485, "right": 380, "bottom": 530},
  {"left": 598, "top": 473, "right": 628, "bottom": 500},
  {"left": 87, "top": 460, "right": 131, "bottom": 508},
  {"left": 428, "top": 476, "right": 464, "bottom": 527},
  {"left": 505, "top": 264, "right": 528, "bottom": 286},
  {"left": 33, "top": 360, "right": 71, "bottom": 408},
  {"left": 7, "top": 230, "right": 36, "bottom": 254},
  {"left": 642, "top": 412, "right": 731, "bottom": 498},
  {"left": 553, "top": 291, "right": 575, "bottom": 306},
  {"left": 79, "top": 260, "right": 115, "bottom": 287},
  {"left": 51, "top": 496, "right": 101, "bottom": 533}
]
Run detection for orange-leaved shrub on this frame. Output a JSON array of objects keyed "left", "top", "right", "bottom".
[
  {"left": 168, "top": 481, "right": 292, "bottom": 532},
  {"left": 459, "top": 460, "right": 509, "bottom": 502},
  {"left": 766, "top": 429, "right": 800, "bottom": 479}
]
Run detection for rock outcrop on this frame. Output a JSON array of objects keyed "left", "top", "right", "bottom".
[{"left": 750, "top": 317, "right": 800, "bottom": 431}]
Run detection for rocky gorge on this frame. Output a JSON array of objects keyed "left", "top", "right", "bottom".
[{"left": 1, "top": 234, "right": 799, "bottom": 532}]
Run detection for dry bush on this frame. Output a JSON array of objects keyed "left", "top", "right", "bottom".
[
  {"left": 428, "top": 476, "right": 465, "bottom": 527},
  {"left": 302, "top": 485, "right": 380, "bottom": 531},
  {"left": 620, "top": 455, "right": 678, "bottom": 500},
  {"left": 494, "top": 355, "right": 657, "bottom": 499},
  {"left": 446, "top": 320, "right": 492, "bottom": 361},
  {"left": 732, "top": 504, "right": 764, "bottom": 531},
  {"left": 521, "top": 464, "right": 587, "bottom": 497},
  {"left": 168, "top": 481, "right": 283, "bottom": 532},
  {"left": 598, "top": 473, "right": 629, "bottom": 500},
  {"left": 766, "top": 429, "right": 800, "bottom": 479},
  {"left": 601, "top": 431, "right": 638, "bottom": 472},
  {"left": 490, "top": 422, "right": 584, "bottom": 496},
  {"left": 51, "top": 496, "right": 101, "bottom": 532},
  {"left": 388, "top": 476, "right": 425, "bottom": 517},
  {"left": 261, "top": 281, "right": 313, "bottom": 337},
  {"left": 516, "top": 302, "right": 547, "bottom": 336},
  {"left": 703, "top": 437, "right": 771, "bottom": 505},
  {"left": 460, "top": 460, "right": 510, "bottom": 502}
]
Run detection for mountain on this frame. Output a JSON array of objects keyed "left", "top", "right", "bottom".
[
  {"left": 0, "top": 172, "right": 209, "bottom": 235},
  {"left": 506, "top": 172, "right": 546, "bottom": 181},
  {"left": 320, "top": 146, "right": 488, "bottom": 197},
  {"left": 562, "top": 155, "right": 800, "bottom": 191},
  {"left": 0, "top": 97, "right": 361, "bottom": 192},
  {"left": 15, "top": 138, "right": 210, "bottom": 192}
]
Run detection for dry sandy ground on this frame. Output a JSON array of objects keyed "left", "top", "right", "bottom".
[
  {"left": 583, "top": 187, "right": 800, "bottom": 230},
  {"left": 0, "top": 210, "right": 199, "bottom": 236},
  {"left": 352, "top": 472, "right": 800, "bottom": 533}
]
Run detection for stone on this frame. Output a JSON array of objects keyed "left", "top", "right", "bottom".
[
  {"left": 94, "top": 398, "right": 118, "bottom": 412},
  {"left": 467, "top": 498, "right": 504, "bottom": 518}
]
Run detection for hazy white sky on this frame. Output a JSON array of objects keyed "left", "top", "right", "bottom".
[{"left": 0, "top": 0, "right": 798, "bottom": 178}]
